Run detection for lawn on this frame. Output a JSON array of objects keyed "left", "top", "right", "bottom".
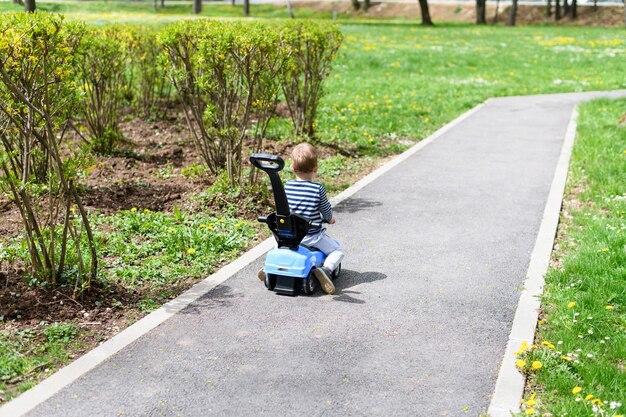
[
  {"left": 516, "top": 98, "right": 626, "bottom": 417},
  {"left": 1, "top": 3, "right": 625, "bottom": 404}
]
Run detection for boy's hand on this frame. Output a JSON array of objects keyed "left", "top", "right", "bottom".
[{"left": 328, "top": 218, "right": 336, "bottom": 225}]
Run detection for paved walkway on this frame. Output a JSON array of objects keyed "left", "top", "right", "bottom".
[{"left": 13, "top": 91, "right": 626, "bottom": 417}]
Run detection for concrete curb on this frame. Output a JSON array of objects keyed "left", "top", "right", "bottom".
[
  {"left": 487, "top": 107, "right": 579, "bottom": 417},
  {"left": 0, "top": 103, "right": 486, "bottom": 417}
]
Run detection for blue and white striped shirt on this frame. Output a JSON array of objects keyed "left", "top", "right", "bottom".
[{"left": 284, "top": 180, "right": 332, "bottom": 235}]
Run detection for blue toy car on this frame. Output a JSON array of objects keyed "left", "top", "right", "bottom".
[{"left": 250, "top": 153, "right": 341, "bottom": 296}]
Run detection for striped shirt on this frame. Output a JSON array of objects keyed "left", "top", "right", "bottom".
[{"left": 284, "top": 179, "right": 332, "bottom": 235}]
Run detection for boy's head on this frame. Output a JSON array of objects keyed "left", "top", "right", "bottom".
[{"left": 291, "top": 142, "right": 318, "bottom": 174}]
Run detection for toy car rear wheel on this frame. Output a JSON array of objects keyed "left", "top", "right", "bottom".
[
  {"left": 332, "top": 263, "right": 341, "bottom": 280},
  {"left": 302, "top": 271, "right": 318, "bottom": 295},
  {"left": 265, "top": 274, "right": 276, "bottom": 290}
]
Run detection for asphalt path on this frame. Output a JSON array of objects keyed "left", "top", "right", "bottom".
[{"left": 24, "top": 91, "right": 626, "bottom": 417}]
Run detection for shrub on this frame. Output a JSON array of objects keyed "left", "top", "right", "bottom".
[
  {"left": 0, "top": 12, "right": 97, "bottom": 291},
  {"left": 160, "top": 20, "right": 289, "bottom": 186},
  {"left": 280, "top": 22, "right": 343, "bottom": 139},
  {"left": 129, "top": 25, "right": 172, "bottom": 120},
  {"left": 75, "top": 24, "right": 130, "bottom": 154}
]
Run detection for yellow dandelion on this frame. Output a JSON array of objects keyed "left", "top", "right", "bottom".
[
  {"left": 526, "top": 398, "right": 536, "bottom": 407},
  {"left": 591, "top": 399, "right": 604, "bottom": 406},
  {"left": 516, "top": 360, "right": 526, "bottom": 369},
  {"left": 560, "top": 355, "right": 572, "bottom": 362},
  {"left": 187, "top": 248, "right": 196, "bottom": 255},
  {"left": 585, "top": 394, "right": 594, "bottom": 401},
  {"left": 567, "top": 301, "right": 576, "bottom": 308},
  {"left": 541, "top": 341, "right": 555, "bottom": 349},
  {"left": 572, "top": 386, "right": 582, "bottom": 395},
  {"left": 531, "top": 361, "right": 542, "bottom": 371},
  {"left": 131, "top": 207, "right": 137, "bottom": 212},
  {"left": 525, "top": 408, "right": 535, "bottom": 415},
  {"left": 605, "top": 305, "right": 614, "bottom": 310},
  {"left": 514, "top": 341, "right": 528, "bottom": 354}
]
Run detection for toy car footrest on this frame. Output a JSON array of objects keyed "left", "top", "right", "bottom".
[{"left": 274, "top": 275, "right": 299, "bottom": 296}]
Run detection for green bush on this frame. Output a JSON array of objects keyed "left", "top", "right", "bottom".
[
  {"left": 0, "top": 12, "right": 98, "bottom": 290},
  {"left": 280, "top": 22, "right": 343, "bottom": 139},
  {"left": 128, "top": 25, "right": 172, "bottom": 120},
  {"left": 160, "top": 19, "right": 288, "bottom": 186},
  {"left": 76, "top": 24, "right": 130, "bottom": 154}
]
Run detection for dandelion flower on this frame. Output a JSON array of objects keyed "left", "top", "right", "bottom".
[
  {"left": 560, "top": 355, "right": 572, "bottom": 362},
  {"left": 526, "top": 398, "right": 536, "bottom": 407},
  {"left": 515, "top": 341, "right": 529, "bottom": 354},
  {"left": 585, "top": 394, "right": 594, "bottom": 401},
  {"left": 131, "top": 207, "right": 137, "bottom": 212},
  {"left": 531, "top": 361, "right": 542, "bottom": 371},
  {"left": 567, "top": 301, "right": 576, "bottom": 308},
  {"left": 516, "top": 360, "right": 526, "bottom": 369},
  {"left": 606, "top": 305, "right": 614, "bottom": 310},
  {"left": 187, "top": 248, "right": 196, "bottom": 255},
  {"left": 572, "top": 386, "right": 582, "bottom": 394},
  {"left": 525, "top": 408, "right": 535, "bottom": 415}
]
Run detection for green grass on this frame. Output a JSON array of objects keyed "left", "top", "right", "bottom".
[
  {"left": 1, "top": 322, "right": 81, "bottom": 399},
  {"left": 515, "top": 98, "right": 626, "bottom": 416},
  {"left": 316, "top": 24, "right": 626, "bottom": 155},
  {"left": 93, "top": 208, "right": 256, "bottom": 289},
  {"left": 0, "top": 1, "right": 339, "bottom": 22}
]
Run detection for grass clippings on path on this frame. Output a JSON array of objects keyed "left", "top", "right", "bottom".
[{"left": 515, "top": 98, "right": 626, "bottom": 416}]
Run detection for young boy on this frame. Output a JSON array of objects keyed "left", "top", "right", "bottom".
[{"left": 258, "top": 143, "right": 344, "bottom": 294}]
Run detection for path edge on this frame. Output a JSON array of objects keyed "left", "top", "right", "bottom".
[
  {"left": 487, "top": 107, "right": 579, "bottom": 417},
  {"left": 0, "top": 103, "right": 487, "bottom": 417}
]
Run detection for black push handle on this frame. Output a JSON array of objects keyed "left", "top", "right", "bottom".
[
  {"left": 249, "top": 153, "right": 291, "bottom": 219},
  {"left": 250, "top": 154, "right": 285, "bottom": 173}
]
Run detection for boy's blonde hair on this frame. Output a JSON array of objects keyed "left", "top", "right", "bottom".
[{"left": 291, "top": 143, "right": 318, "bottom": 173}]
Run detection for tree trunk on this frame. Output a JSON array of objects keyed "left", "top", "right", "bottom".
[
  {"left": 507, "top": 0, "right": 518, "bottom": 25},
  {"left": 555, "top": 0, "right": 561, "bottom": 20},
  {"left": 476, "top": 0, "right": 486, "bottom": 24},
  {"left": 569, "top": 0, "right": 577, "bottom": 18},
  {"left": 231, "top": 0, "right": 235, "bottom": 6},
  {"left": 623, "top": 0, "right": 625, "bottom": 25},
  {"left": 350, "top": 0, "right": 361, "bottom": 11},
  {"left": 243, "top": 0, "right": 249, "bottom": 15},
  {"left": 161, "top": 0, "right": 164, "bottom": 7},
  {"left": 418, "top": 0, "right": 434, "bottom": 25},
  {"left": 547, "top": 0, "right": 552, "bottom": 17},
  {"left": 363, "top": 0, "right": 370, "bottom": 12},
  {"left": 492, "top": 0, "right": 500, "bottom": 23},
  {"left": 563, "top": 0, "right": 570, "bottom": 16},
  {"left": 12, "top": 0, "right": 24, "bottom": 5},
  {"left": 193, "top": 0, "right": 201, "bottom": 13},
  {"left": 24, "top": 0, "right": 35, "bottom": 12},
  {"left": 286, "top": 0, "right": 294, "bottom": 17}
]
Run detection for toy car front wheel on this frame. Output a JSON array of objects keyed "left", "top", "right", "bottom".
[
  {"left": 265, "top": 274, "right": 276, "bottom": 290},
  {"left": 332, "top": 263, "right": 341, "bottom": 280},
  {"left": 302, "top": 271, "right": 319, "bottom": 295}
]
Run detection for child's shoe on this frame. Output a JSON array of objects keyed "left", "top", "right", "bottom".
[
  {"left": 313, "top": 267, "right": 335, "bottom": 295},
  {"left": 257, "top": 268, "right": 265, "bottom": 281}
]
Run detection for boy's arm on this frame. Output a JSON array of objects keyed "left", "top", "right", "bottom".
[{"left": 319, "top": 184, "right": 333, "bottom": 223}]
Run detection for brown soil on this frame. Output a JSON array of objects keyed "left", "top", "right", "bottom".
[{"left": 294, "top": 1, "right": 626, "bottom": 27}]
